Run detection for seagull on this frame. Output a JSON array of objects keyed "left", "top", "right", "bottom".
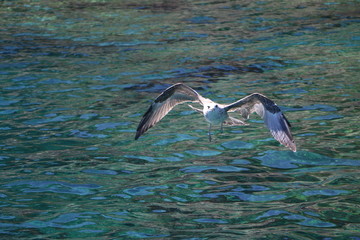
[{"left": 135, "top": 83, "right": 296, "bottom": 152}]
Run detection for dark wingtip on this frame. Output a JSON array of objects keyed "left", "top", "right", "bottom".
[
  {"left": 134, "top": 104, "right": 153, "bottom": 141},
  {"left": 135, "top": 128, "right": 144, "bottom": 140},
  {"left": 134, "top": 126, "right": 141, "bottom": 140},
  {"left": 134, "top": 134, "right": 140, "bottom": 140}
]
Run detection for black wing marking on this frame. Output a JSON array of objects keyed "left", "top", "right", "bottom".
[
  {"left": 135, "top": 83, "right": 205, "bottom": 140},
  {"left": 225, "top": 93, "right": 296, "bottom": 152}
]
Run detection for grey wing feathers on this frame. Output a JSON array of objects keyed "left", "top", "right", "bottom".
[
  {"left": 225, "top": 93, "right": 296, "bottom": 152},
  {"left": 187, "top": 104, "right": 202, "bottom": 113},
  {"left": 135, "top": 83, "right": 203, "bottom": 140}
]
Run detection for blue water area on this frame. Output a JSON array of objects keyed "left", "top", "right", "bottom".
[{"left": 0, "top": 0, "right": 359, "bottom": 239}]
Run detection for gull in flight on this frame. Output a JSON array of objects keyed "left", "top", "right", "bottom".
[{"left": 135, "top": 83, "right": 296, "bottom": 152}]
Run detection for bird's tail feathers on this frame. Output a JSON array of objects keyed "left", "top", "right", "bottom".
[{"left": 223, "top": 117, "right": 248, "bottom": 126}]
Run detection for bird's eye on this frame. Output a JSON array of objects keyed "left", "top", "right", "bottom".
[
  {"left": 215, "top": 105, "right": 218, "bottom": 108},
  {"left": 207, "top": 106, "right": 210, "bottom": 109}
]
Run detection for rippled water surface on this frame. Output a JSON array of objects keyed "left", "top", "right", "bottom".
[{"left": 1, "top": 0, "right": 360, "bottom": 239}]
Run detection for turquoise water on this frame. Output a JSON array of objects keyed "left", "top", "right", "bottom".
[{"left": 1, "top": 0, "right": 360, "bottom": 239}]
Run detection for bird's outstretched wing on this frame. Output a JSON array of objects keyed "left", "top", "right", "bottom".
[
  {"left": 135, "top": 83, "right": 205, "bottom": 140},
  {"left": 224, "top": 93, "right": 296, "bottom": 152}
]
